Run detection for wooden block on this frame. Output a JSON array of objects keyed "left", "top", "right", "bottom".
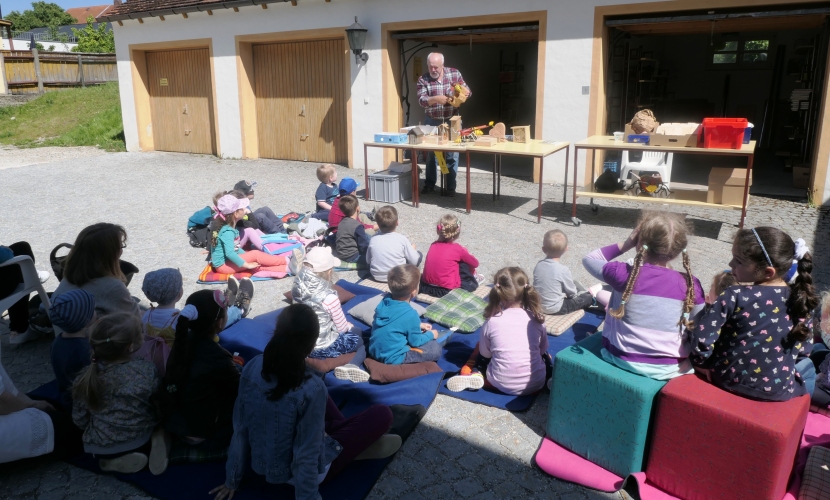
[
  {"left": 512, "top": 125, "right": 531, "bottom": 143},
  {"left": 423, "top": 135, "right": 439, "bottom": 144},
  {"left": 473, "top": 137, "right": 497, "bottom": 147}
]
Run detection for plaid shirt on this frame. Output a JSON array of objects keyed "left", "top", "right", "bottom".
[{"left": 417, "top": 67, "right": 470, "bottom": 120}]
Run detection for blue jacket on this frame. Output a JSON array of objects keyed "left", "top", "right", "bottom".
[
  {"left": 369, "top": 295, "right": 432, "bottom": 365},
  {"left": 224, "top": 355, "right": 341, "bottom": 499}
]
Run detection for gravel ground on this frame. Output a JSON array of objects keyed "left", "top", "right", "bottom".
[{"left": 1, "top": 147, "right": 828, "bottom": 499}]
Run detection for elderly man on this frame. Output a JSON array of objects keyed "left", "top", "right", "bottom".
[{"left": 416, "top": 52, "right": 471, "bottom": 197}]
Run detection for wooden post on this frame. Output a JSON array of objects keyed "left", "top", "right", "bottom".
[
  {"left": 78, "top": 54, "right": 85, "bottom": 88},
  {"left": 0, "top": 50, "right": 7, "bottom": 95},
  {"left": 32, "top": 48, "right": 44, "bottom": 94}
]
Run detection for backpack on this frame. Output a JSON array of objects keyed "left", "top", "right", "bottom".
[
  {"left": 281, "top": 212, "right": 305, "bottom": 224},
  {"left": 188, "top": 226, "right": 211, "bottom": 249},
  {"left": 594, "top": 169, "right": 624, "bottom": 193}
]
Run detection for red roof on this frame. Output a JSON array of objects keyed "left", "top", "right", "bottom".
[
  {"left": 98, "top": 0, "right": 302, "bottom": 21},
  {"left": 67, "top": 5, "right": 115, "bottom": 23}
]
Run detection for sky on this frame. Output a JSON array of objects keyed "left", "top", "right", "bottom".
[{"left": 1, "top": 0, "right": 100, "bottom": 17}]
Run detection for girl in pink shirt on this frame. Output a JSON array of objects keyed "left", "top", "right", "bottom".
[
  {"left": 446, "top": 267, "right": 550, "bottom": 395},
  {"left": 419, "top": 214, "right": 482, "bottom": 298}
]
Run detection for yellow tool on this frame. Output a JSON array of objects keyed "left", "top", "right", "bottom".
[{"left": 435, "top": 152, "right": 450, "bottom": 174}]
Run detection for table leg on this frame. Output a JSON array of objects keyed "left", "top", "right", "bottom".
[
  {"left": 498, "top": 155, "right": 501, "bottom": 199},
  {"left": 492, "top": 154, "right": 496, "bottom": 201},
  {"left": 562, "top": 146, "right": 570, "bottom": 205},
  {"left": 740, "top": 154, "right": 753, "bottom": 229},
  {"left": 538, "top": 157, "right": 544, "bottom": 223},
  {"left": 364, "top": 144, "right": 370, "bottom": 201},
  {"left": 410, "top": 148, "right": 419, "bottom": 208},
  {"left": 571, "top": 148, "right": 579, "bottom": 218},
  {"left": 466, "top": 150, "right": 471, "bottom": 214}
]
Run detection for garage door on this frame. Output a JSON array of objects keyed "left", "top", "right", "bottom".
[
  {"left": 146, "top": 49, "right": 216, "bottom": 155},
  {"left": 253, "top": 39, "right": 347, "bottom": 163}
]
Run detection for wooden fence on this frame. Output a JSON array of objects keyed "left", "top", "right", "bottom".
[{"left": 0, "top": 50, "right": 117, "bottom": 94}]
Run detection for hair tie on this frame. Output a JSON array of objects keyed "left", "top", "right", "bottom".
[
  {"left": 437, "top": 224, "right": 443, "bottom": 231},
  {"left": 524, "top": 284, "right": 529, "bottom": 289},
  {"left": 641, "top": 244, "right": 649, "bottom": 250},
  {"left": 495, "top": 284, "right": 500, "bottom": 288},
  {"left": 683, "top": 313, "right": 690, "bottom": 320},
  {"left": 794, "top": 238, "right": 810, "bottom": 260},
  {"left": 620, "top": 300, "right": 626, "bottom": 305},
  {"left": 213, "top": 209, "right": 226, "bottom": 221},
  {"left": 751, "top": 228, "right": 773, "bottom": 267},
  {"left": 682, "top": 248, "right": 687, "bottom": 253}
]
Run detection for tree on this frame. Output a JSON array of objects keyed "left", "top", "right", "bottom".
[
  {"left": 71, "top": 17, "right": 114, "bottom": 53},
  {"left": 6, "top": 2, "right": 76, "bottom": 32}
]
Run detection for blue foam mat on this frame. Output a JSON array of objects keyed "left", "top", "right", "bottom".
[{"left": 436, "top": 309, "right": 605, "bottom": 411}]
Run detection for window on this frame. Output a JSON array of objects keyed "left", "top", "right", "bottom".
[{"left": 710, "top": 38, "right": 771, "bottom": 69}]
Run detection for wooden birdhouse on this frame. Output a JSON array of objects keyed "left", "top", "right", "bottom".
[
  {"left": 407, "top": 127, "right": 425, "bottom": 145},
  {"left": 512, "top": 125, "right": 531, "bottom": 143},
  {"left": 449, "top": 116, "right": 462, "bottom": 141}
]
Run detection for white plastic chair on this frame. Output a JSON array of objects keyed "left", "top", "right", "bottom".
[
  {"left": 620, "top": 151, "right": 674, "bottom": 188},
  {"left": 0, "top": 256, "right": 51, "bottom": 332}
]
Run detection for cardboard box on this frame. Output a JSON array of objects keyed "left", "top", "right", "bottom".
[
  {"left": 793, "top": 166, "right": 810, "bottom": 189},
  {"left": 707, "top": 167, "right": 752, "bottom": 206},
  {"left": 649, "top": 123, "right": 701, "bottom": 148},
  {"left": 624, "top": 123, "right": 659, "bottom": 143}
]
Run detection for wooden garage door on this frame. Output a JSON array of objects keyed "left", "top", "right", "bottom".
[
  {"left": 253, "top": 39, "right": 347, "bottom": 163},
  {"left": 146, "top": 49, "right": 216, "bottom": 155}
]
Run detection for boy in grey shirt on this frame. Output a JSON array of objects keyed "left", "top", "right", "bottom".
[
  {"left": 367, "top": 206, "right": 422, "bottom": 282},
  {"left": 533, "top": 230, "right": 600, "bottom": 315}
]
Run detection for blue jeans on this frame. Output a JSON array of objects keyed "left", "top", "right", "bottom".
[
  {"left": 403, "top": 340, "right": 442, "bottom": 363},
  {"left": 796, "top": 357, "right": 816, "bottom": 397},
  {"left": 225, "top": 306, "right": 243, "bottom": 328},
  {"left": 424, "top": 117, "right": 459, "bottom": 191}
]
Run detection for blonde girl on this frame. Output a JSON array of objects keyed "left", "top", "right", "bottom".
[
  {"left": 419, "top": 214, "right": 482, "bottom": 298},
  {"left": 72, "top": 313, "right": 166, "bottom": 475},
  {"left": 210, "top": 194, "right": 288, "bottom": 277},
  {"left": 447, "top": 267, "right": 549, "bottom": 395},
  {"left": 582, "top": 211, "right": 705, "bottom": 380}
]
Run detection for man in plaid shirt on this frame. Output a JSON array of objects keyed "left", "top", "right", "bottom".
[{"left": 417, "top": 52, "right": 471, "bottom": 196}]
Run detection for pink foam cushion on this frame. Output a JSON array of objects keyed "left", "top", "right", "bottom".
[
  {"left": 535, "top": 437, "right": 624, "bottom": 492},
  {"left": 646, "top": 374, "right": 810, "bottom": 500}
]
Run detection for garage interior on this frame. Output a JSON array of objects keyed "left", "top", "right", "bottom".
[
  {"left": 394, "top": 24, "right": 539, "bottom": 178},
  {"left": 604, "top": 7, "right": 830, "bottom": 199}
]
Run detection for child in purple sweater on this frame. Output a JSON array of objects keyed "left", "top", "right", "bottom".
[{"left": 582, "top": 212, "right": 705, "bottom": 380}]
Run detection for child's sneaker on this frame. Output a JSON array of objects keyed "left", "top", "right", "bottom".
[
  {"left": 447, "top": 372, "right": 484, "bottom": 392},
  {"left": 365, "top": 207, "right": 377, "bottom": 222},
  {"left": 9, "top": 327, "right": 43, "bottom": 345},
  {"left": 237, "top": 278, "right": 254, "bottom": 318},
  {"left": 148, "top": 427, "right": 172, "bottom": 476},
  {"left": 334, "top": 364, "right": 370, "bottom": 383},
  {"left": 99, "top": 452, "right": 148, "bottom": 474},
  {"left": 355, "top": 434, "right": 402, "bottom": 460},
  {"left": 225, "top": 276, "right": 239, "bottom": 306},
  {"left": 475, "top": 273, "right": 486, "bottom": 285},
  {"left": 588, "top": 283, "right": 603, "bottom": 297}
]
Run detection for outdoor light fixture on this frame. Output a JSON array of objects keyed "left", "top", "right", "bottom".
[{"left": 346, "top": 16, "right": 368, "bottom": 64}]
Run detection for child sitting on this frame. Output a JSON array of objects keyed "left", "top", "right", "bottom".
[
  {"left": 210, "top": 303, "right": 399, "bottom": 500},
  {"left": 233, "top": 180, "right": 285, "bottom": 234},
  {"left": 691, "top": 227, "right": 817, "bottom": 402},
  {"left": 369, "top": 264, "right": 442, "bottom": 364},
  {"left": 582, "top": 211, "right": 705, "bottom": 380},
  {"left": 291, "top": 247, "right": 366, "bottom": 365},
  {"left": 72, "top": 313, "right": 166, "bottom": 474},
  {"left": 313, "top": 164, "right": 339, "bottom": 222},
  {"left": 159, "top": 290, "right": 242, "bottom": 455},
  {"left": 141, "top": 268, "right": 252, "bottom": 345},
  {"left": 705, "top": 270, "right": 738, "bottom": 305},
  {"left": 49, "top": 289, "right": 96, "bottom": 409},
  {"left": 813, "top": 291, "right": 830, "bottom": 409},
  {"left": 420, "top": 214, "right": 482, "bottom": 298},
  {"left": 334, "top": 195, "right": 371, "bottom": 265},
  {"left": 327, "top": 177, "right": 377, "bottom": 234},
  {"left": 534, "top": 230, "right": 602, "bottom": 315},
  {"left": 210, "top": 194, "right": 288, "bottom": 278},
  {"left": 446, "top": 267, "right": 550, "bottom": 395},
  {"left": 366, "top": 206, "right": 422, "bottom": 282}
]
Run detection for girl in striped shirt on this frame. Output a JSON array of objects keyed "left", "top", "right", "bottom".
[{"left": 582, "top": 212, "right": 705, "bottom": 380}]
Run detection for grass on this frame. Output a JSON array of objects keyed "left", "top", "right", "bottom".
[{"left": 0, "top": 82, "right": 125, "bottom": 151}]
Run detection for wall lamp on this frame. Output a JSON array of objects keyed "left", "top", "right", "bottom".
[{"left": 346, "top": 16, "right": 368, "bottom": 64}]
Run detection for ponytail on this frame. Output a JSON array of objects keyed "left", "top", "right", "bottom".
[
  {"left": 72, "top": 360, "right": 103, "bottom": 411},
  {"left": 611, "top": 245, "right": 647, "bottom": 319},
  {"left": 522, "top": 284, "right": 545, "bottom": 324},
  {"left": 679, "top": 249, "right": 696, "bottom": 329},
  {"left": 786, "top": 251, "right": 818, "bottom": 342},
  {"left": 161, "top": 316, "right": 192, "bottom": 404}
]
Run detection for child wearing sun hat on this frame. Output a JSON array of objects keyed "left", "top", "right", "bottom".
[{"left": 49, "top": 289, "right": 97, "bottom": 407}]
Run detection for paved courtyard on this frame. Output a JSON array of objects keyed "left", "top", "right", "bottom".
[{"left": 1, "top": 146, "right": 828, "bottom": 499}]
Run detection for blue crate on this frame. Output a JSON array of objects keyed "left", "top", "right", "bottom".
[
  {"left": 628, "top": 134, "right": 650, "bottom": 144},
  {"left": 603, "top": 161, "right": 618, "bottom": 173},
  {"left": 374, "top": 133, "right": 408, "bottom": 144}
]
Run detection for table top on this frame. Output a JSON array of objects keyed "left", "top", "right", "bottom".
[
  {"left": 574, "top": 135, "right": 756, "bottom": 155},
  {"left": 364, "top": 139, "right": 569, "bottom": 158}
]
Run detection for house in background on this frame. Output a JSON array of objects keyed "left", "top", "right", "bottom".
[
  {"left": 99, "top": 0, "right": 830, "bottom": 204},
  {"left": 1, "top": 5, "right": 113, "bottom": 51}
]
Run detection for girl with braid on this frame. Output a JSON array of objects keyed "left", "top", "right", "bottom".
[
  {"left": 582, "top": 212, "right": 705, "bottom": 380},
  {"left": 691, "top": 227, "right": 817, "bottom": 402}
]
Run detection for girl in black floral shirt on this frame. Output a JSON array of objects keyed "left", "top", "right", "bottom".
[{"left": 691, "top": 227, "right": 818, "bottom": 402}]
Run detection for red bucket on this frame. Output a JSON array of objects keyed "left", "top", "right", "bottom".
[{"left": 702, "top": 118, "right": 748, "bottom": 149}]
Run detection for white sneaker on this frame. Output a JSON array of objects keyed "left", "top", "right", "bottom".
[
  {"left": 9, "top": 327, "right": 43, "bottom": 345},
  {"left": 446, "top": 373, "right": 485, "bottom": 392},
  {"left": 148, "top": 427, "right": 172, "bottom": 475},
  {"left": 334, "top": 364, "right": 370, "bottom": 383},
  {"left": 99, "top": 452, "right": 148, "bottom": 473},
  {"left": 37, "top": 270, "right": 50, "bottom": 283}
]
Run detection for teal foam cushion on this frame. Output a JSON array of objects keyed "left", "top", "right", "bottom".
[{"left": 546, "top": 334, "right": 666, "bottom": 477}]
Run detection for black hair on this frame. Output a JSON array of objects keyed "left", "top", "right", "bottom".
[
  {"left": 734, "top": 227, "right": 818, "bottom": 342},
  {"left": 262, "top": 303, "right": 320, "bottom": 401}
]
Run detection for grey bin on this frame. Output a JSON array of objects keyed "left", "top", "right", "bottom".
[{"left": 368, "top": 169, "right": 413, "bottom": 203}]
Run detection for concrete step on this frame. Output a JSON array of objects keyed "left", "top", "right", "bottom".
[{"left": 0, "top": 93, "right": 39, "bottom": 107}]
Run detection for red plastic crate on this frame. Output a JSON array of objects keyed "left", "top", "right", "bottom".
[{"left": 702, "top": 118, "right": 748, "bottom": 149}]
